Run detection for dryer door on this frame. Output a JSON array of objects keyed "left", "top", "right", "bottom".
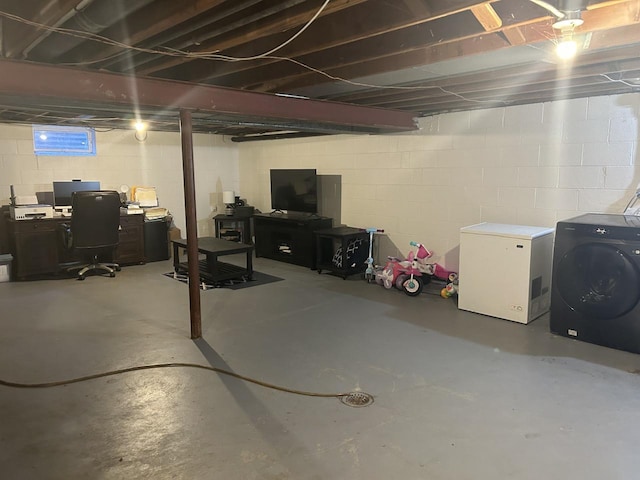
[{"left": 556, "top": 243, "right": 640, "bottom": 319}]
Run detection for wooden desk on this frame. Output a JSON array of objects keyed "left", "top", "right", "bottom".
[
  {"left": 6, "top": 214, "right": 144, "bottom": 280},
  {"left": 172, "top": 237, "right": 253, "bottom": 283}
]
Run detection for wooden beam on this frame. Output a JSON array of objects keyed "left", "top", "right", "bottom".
[
  {"left": 402, "top": 0, "right": 431, "bottom": 17},
  {"left": 578, "top": 0, "right": 640, "bottom": 31},
  {"left": 66, "top": 0, "right": 229, "bottom": 64},
  {"left": 179, "top": 109, "right": 202, "bottom": 340},
  {"left": 470, "top": 3, "right": 502, "bottom": 31},
  {"left": 182, "top": 1, "right": 507, "bottom": 85},
  {"left": 327, "top": 41, "right": 640, "bottom": 110},
  {"left": 585, "top": 0, "right": 634, "bottom": 9},
  {"left": 502, "top": 26, "right": 528, "bottom": 45},
  {"left": 137, "top": 1, "right": 506, "bottom": 77},
  {"left": 257, "top": 0, "right": 640, "bottom": 93},
  {"left": 136, "top": 0, "right": 369, "bottom": 75}
]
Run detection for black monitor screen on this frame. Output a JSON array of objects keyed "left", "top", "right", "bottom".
[
  {"left": 270, "top": 169, "right": 317, "bottom": 213},
  {"left": 53, "top": 181, "right": 101, "bottom": 207}
]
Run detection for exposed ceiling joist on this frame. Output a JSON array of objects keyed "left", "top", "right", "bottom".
[
  {"left": 0, "top": 0, "right": 638, "bottom": 138},
  {"left": 470, "top": 3, "right": 503, "bottom": 31}
]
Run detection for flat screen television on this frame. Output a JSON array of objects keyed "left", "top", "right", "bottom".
[
  {"left": 53, "top": 180, "right": 101, "bottom": 208},
  {"left": 270, "top": 169, "right": 318, "bottom": 214}
]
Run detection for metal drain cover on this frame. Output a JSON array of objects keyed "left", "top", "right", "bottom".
[{"left": 340, "top": 391, "right": 374, "bottom": 407}]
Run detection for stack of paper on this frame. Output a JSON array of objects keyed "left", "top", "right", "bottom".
[
  {"left": 132, "top": 186, "right": 158, "bottom": 207},
  {"left": 126, "top": 204, "right": 144, "bottom": 215},
  {"left": 144, "top": 207, "right": 168, "bottom": 220}
]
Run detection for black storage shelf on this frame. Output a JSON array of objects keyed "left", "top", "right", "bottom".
[
  {"left": 213, "top": 214, "right": 252, "bottom": 244},
  {"left": 144, "top": 219, "right": 170, "bottom": 262},
  {"left": 315, "top": 226, "right": 369, "bottom": 279},
  {"left": 176, "top": 259, "right": 249, "bottom": 283}
]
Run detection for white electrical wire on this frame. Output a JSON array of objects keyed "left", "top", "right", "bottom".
[
  {"left": 0, "top": 6, "right": 507, "bottom": 107},
  {"left": 600, "top": 73, "right": 639, "bottom": 88},
  {"left": 264, "top": 55, "right": 506, "bottom": 104},
  {"left": 528, "top": 0, "right": 565, "bottom": 19},
  {"left": 165, "top": 0, "right": 331, "bottom": 62},
  {"left": 0, "top": 2, "right": 330, "bottom": 63}
]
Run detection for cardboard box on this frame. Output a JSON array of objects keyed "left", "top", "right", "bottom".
[{"left": 168, "top": 227, "right": 182, "bottom": 257}]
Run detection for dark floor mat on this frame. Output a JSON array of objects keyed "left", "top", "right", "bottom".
[{"left": 163, "top": 270, "right": 283, "bottom": 290}]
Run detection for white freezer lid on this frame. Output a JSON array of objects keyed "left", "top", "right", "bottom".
[{"left": 460, "top": 222, "right": 555, "bottom": 239}]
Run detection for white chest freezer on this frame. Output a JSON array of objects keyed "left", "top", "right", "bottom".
[{"left": 458, "top": 223, "right": 555, "bottom": 324}]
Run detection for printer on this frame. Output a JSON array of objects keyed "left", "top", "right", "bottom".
[{"left": 9, "top": 187, "right": 54, "bottom": 220}]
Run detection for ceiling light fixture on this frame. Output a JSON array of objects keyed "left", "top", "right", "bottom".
[
  {"left": 133, "top": 120, "right": 148, "bottom": 142},
  {"left": 552, "top": 10, "right": 583, "bottom": 60},
  {"left": 556, "top": 34, "right": 578, "bottom": 60},
  {"left": 133, "top": 120, "right": 147, "bottom": 132},
  {"left": 530, "top": 1, "right": 585, "bottom": 60},
  {"left": 552, "top": 10, "right": 584, "bottom": 30}
]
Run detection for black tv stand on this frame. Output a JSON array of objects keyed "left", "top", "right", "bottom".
[
  {"left": 254, "top": 213, "right": 332, "bottom": 268},
  {"left": 269, "top": 210, "right": 319, "bottom": 218}
]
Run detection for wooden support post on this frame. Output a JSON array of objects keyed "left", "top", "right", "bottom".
[{"left": 179, "top": 109, "right": 202, "bottom": 339}]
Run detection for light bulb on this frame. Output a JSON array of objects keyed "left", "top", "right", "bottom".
[
  {"left": 133, "top": 120, "right": 147, "bottom": 132},
  {"left": 556, "top": 39, "right": 577, "bottom": 59}
]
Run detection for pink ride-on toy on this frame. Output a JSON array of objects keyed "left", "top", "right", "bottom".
[
  {"left": 377, "top": 241, "right": 457, "bottom": 297},
  {"left": 379, "top": 241, "right": 433, "bottom": 296}
]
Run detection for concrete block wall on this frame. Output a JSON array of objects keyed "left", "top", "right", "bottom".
[
  {"left": 0, "top": 125, "right": 239, "bottom": 236},
  {"left": 2, "top": 92, "right": 637, "bottom": 268},
  {"left": 239, "top": 93, "right": 640, "bottom": 270}
]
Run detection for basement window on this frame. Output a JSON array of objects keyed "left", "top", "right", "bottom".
[{"left": 32, "top": 125, "right": 96, "bottom": 156}]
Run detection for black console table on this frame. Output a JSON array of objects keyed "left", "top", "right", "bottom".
[
  {"left": 253, "top": 213, "right": 332, "bottom": 268},
  {"left": 172, "top": 237, "right": 253, "bottom": 283}
]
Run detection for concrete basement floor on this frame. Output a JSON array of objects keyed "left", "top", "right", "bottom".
[{"left": 1, "top": 255, "right": 640, "bottom": 480}]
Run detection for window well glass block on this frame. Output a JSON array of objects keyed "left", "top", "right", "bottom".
[{"left": 32, "top": 125, "right": 96, "bottom": 156}]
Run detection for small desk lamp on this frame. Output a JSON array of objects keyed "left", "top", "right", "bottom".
[{"left": 223, "top": 191, "right": 235, "bottom": 216}]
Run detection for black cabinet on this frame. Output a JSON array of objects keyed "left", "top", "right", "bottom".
[
  {"left": 7, "top": 214, "right": 145, "bottom": 280},
  {"left": 315, "top": 226, "right": 369, "bottom": 278},
  {"left": 144, "top": 219, "right": 170, "bottom": 262},
  {"left": 114, "top": 214, "right": 145, "bottom": 265},
  {"left": 253, "top": 213, "right": 332, "bottom": 268},
  {"left": 7, "top": 219, "right": 59, "bottom": 278},
  {"left": 213, "top": 214, "right": 252, "bottom": 244}
]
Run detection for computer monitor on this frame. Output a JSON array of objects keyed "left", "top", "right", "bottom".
[{"left": 53, "top": 180, "right": 101, "bottom": 210}]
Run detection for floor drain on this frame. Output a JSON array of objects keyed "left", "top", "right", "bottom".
[{"left": 340, "top": 391, "right": 374, "bottom": 407}]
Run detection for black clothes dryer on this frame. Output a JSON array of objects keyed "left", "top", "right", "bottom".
[{"left": 550, "top": 213, "right": 640, "bottom": 353}]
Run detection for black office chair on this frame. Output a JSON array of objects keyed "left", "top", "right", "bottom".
[{"left": 62, "top": 190, "right": 122, "bottom": 280}]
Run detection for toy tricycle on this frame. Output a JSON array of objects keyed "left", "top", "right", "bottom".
[
  {"left": 376, "top": 241, "right": 457, "bottom": 297},
  {"left": 377, "top": 241, "right": 432, "bottom": 296}
]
